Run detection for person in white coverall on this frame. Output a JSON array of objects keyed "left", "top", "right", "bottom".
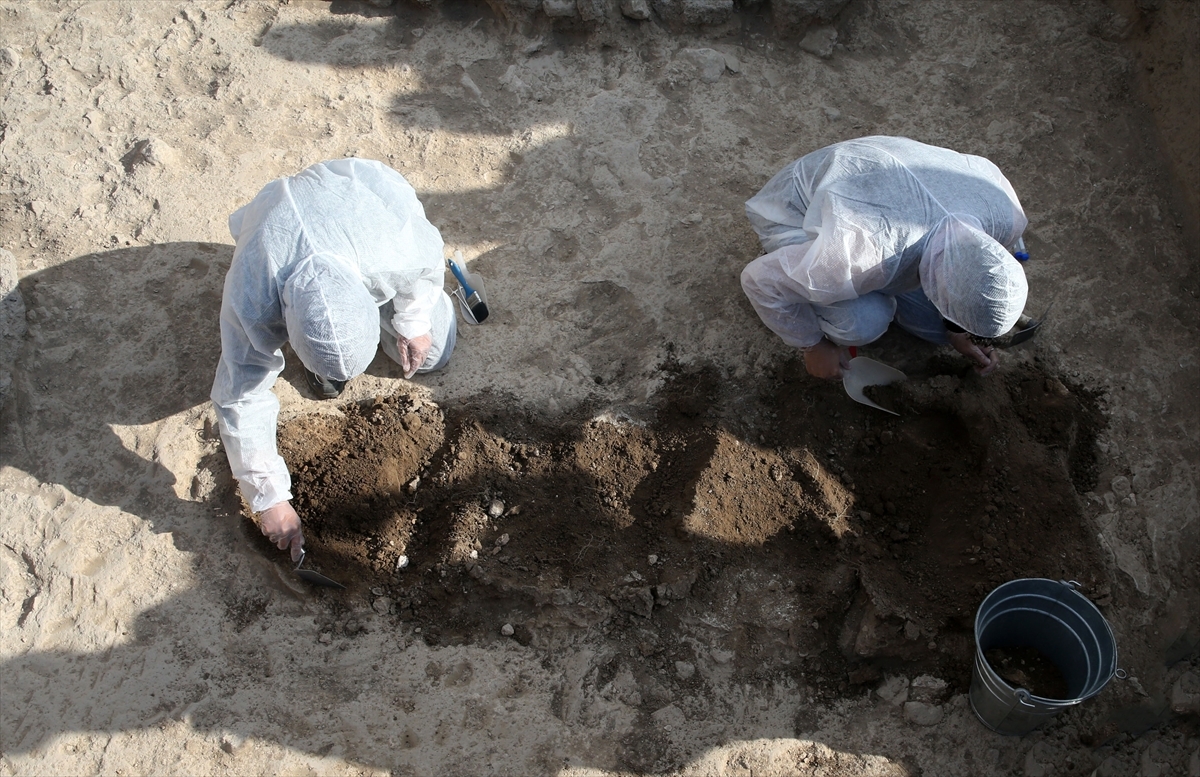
[
  {"left": 741, "top": 136, "right": 1030, "bottom": 380},
  {"left": 211, "top": 159, "right": 456, "bottom": 560}
]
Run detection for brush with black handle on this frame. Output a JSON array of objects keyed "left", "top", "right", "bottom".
[{"left": 447, "top": 254, "right": 489, "bottom": 323}]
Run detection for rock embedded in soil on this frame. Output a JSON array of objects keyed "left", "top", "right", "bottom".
[
  {"left": 876, "top": 676, "right": 909, "bottom": 705},
  {"left": 902, "top": 701, "right": 944, "bottom": 726}
]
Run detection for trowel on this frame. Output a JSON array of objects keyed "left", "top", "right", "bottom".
[
  {"left": 992, "top": 298, "right": 1057, "bottom": 349},
  {"left": 842, "top": 352, "right": 906, "bottom": 416},
  {"left": 294, "top": 548, "right": 346, "bottom": 589}
]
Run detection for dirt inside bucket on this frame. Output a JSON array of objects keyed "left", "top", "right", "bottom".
[
  {"left": 270, "top": 350, "right": 1108, "bottom": 703},
  {"left": 984, "top": 645, "right": 1072, "bottom": 700}
]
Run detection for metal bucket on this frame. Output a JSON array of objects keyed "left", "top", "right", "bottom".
[{"left": 969, "top": 578, "right": 1118, "bottom": 735}]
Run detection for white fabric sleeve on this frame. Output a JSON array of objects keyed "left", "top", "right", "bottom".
[
  {"left": 740, "top": 247, "right": 826, "bottom": 349},
  {"left": 389, "top": 269, "right": 444, "bottom": 339},
  {"left": 210, "top": 304, "right": 292, "bottom": 513}
]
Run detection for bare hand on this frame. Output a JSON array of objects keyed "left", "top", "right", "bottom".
[
  {"left": 396, "top": 332, "right": 432, "bottom": 379},
  {"left": 803, "top": 338, "right": 851, "bottom": 380},
  {"left": 948, "top": 332, "right": 1001, "bottom": 376},
  {"left": 260, "top": 501, "right": 305, "bottom": 562}
]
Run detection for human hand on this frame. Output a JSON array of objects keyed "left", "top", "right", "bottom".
[
  {"left": 948, "top": 331, "right": 1001, "bottom": 376},
  {"left": 260, "top": 501, "right": 305, "bottom": 562},
  {"left": 802, "top": 338, "right": 851, "bottom": 380},
  {"left": 396, "top": 332, "right": 432, "bottom": 379}
]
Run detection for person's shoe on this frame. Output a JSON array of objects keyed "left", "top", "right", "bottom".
[{"left": 303, "top": 367, "right": 346, "bottom": 400}]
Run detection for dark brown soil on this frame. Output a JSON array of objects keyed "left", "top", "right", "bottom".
[
  {"left": 271, "top": 347, "right": 1108, "bottom": 704},
  {"left": 985, "top": 645, "right": 1071, "bottom": 700}
]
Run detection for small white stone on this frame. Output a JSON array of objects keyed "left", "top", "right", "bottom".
[
  {"left": 501, "top": 623, "right": 515, "bottom": 636},
  {"left": 648, "top": 554, "right": 658, "bottom": 565},
  {"left": 396, "top": 554, "right": 410, "bottom": 570},
  {"left": 469, "top": 549, "right": 478, "bottom": 559},
  {"left": 498, "top": 533, "right": 510, "bottom": 546},
  {"left": 488, "top": 500, "right": 505, "bottom": 518},
  {"left": 406, "top": 477, "right": 420, "bottom": 494}
]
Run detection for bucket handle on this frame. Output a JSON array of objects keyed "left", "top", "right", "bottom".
[
  {"left": 1014, "top": 688, "right": 1036, "bottom": 708},
  {"left": 1115, "top": 669, "right": 1128, "bottom": 680}
]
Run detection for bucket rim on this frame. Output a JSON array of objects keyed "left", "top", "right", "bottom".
[{"left": 973, "top": 577, "right": 1118, "bottom": 704}]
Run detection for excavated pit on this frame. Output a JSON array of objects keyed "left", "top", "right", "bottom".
[{"left": 269, "top": 349, "right": 1107, "bottom": 704}]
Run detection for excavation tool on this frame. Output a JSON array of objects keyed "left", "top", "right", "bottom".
[
  {"left": 992, "top": 298, "right": 1057, "bottom": 349},
  {"left": 842, "top": 349, "right": 906, "bottom": 415},
  {"left": 447, "top": 251, "right": 489, "bottom": 324},
  {"left": 294, "top": 548, "right": 346, "bottom": 589}
]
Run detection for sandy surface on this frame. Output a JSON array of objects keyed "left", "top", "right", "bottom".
[{"left": 1, "top": 0, "right": 1198, "bottom": 775}]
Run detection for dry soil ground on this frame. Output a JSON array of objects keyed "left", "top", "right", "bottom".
[{"left": 1, "top": 1, "right": 1198, "bottom": 775}]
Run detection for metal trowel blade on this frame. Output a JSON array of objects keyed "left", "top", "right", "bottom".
[
  {"left": 842, "top": 356, "right": 906, "bottom": 415},
  {"left": 294, "top": 550, "right": 347, "bottom": 589}
]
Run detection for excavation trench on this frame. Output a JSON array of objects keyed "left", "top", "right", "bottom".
[{"left": 271, "top": 352, "right": 1107, "bottom": 701}]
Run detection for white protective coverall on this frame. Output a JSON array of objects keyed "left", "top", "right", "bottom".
[
  {"left": 741, "top": 136, "right": 1029, "bottom": 349},
  {"left": 211, "top": 158, "right": 454, "bottom": 513}
]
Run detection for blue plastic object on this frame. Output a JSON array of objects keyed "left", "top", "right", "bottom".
[{"left": 1013, "top": 237, "right": 1030, "bottom": 262}]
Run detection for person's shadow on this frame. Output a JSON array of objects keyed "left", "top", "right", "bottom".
[{"left": 2, "top": 242, "right": 230, "bottom": 546}]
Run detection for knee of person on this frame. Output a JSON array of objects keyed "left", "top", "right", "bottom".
[
  {"left": 821, "top": 310, "right": 891, "bottom": 345},
  {"left": 417, "top": 316, "right": 456, "bottom": 374}
]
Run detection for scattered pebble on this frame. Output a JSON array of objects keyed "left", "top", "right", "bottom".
[
  {"left": 497, "top": 533, "right": 510, "bottom": 546},
  {"left": 501, "top": 623, "right": 515, "bottom": 636},
  {"left": 648, "top": 554, "right": 658, "bottom": 565},
  {"left": 675, "top": 661, "right": 696, "bottom": 680},
  {"left": 396, "top": 555, "right": 410, "bottom": 570},
  {"left": 488, "top": 500, "right": 505, "bottom": 518},
  {"left": 711, "top": 649, "right": 734, "bottom": 664},
  {"left": 406, "top": 477, "right": 420, "bottom": 494},
  {"left": 371, "top": 587, "right": 384, "bottom": 596},
  {"left": 372, "top": 597, "right": 392, "bottom": 615},
  {"left": 318, "top": 632, "right": 332, "bottom": 644},
  {"left": 469, "top": 549, "right": 478, "bottom": 559}
]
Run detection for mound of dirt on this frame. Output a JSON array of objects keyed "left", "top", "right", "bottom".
[{"left": 272, "top": 353, "right": 1107, "bottom": 703}]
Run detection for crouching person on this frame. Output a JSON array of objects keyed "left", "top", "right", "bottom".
[{"left": 211, "top": 158, "right": 456, "bottom": 560}]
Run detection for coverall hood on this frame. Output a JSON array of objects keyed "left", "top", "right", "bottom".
[
  {"left": 920, "top": 215, "right": 1028, "bottom": 338},
  {"left": 282, "top": 254, "right": 378, "bottom": 381}
]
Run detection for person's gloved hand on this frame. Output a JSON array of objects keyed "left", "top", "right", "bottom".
[
  {"left": 802, "top": 338, "right": 851, "bottom": 380},
  {"left": 260, "top": 501, "right": 305, "bottom": 562},
  {"left": 396, "top": 332, "right": 432, "bottom": 379},
  {"left": 948, "top": 331, "right": 1000, "bottom": 376}
]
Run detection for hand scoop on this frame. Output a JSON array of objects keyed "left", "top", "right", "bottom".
[
  {"left": 995, "top": 297, "right": 1057, "bottom": 348},
  {"left": 842, "top": 356, "right": 906, "bottom": 416},
  {"left": 294, "top": 548, "right": 346, "bottom": 589}
]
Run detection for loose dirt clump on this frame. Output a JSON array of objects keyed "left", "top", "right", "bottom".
[{"left": 273, "top": 352, "right": 1108, "bottom": 703}]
